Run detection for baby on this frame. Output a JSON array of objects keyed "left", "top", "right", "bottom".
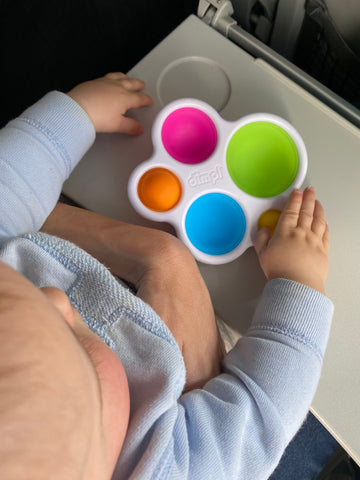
[{"left": 0, "top": 73, "right": 333, "bottom": 480}]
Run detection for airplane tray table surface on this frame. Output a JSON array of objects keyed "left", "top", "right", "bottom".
[{"left": 63, "top": 14, "right": 360, "bottom": 464}]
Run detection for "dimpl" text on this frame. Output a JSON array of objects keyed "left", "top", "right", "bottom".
[{"left": 188, "top": 165, "right": 223, "bottom": 187}]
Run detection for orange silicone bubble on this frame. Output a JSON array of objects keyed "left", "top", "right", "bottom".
[
  {"left": 257, "top": 209, "right": 281, "bottom": 235},
  {"left": 138, "top": 168, "right": 182, "bottom": 212}
]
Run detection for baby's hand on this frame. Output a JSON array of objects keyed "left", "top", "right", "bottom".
[
  {"left": 254, "top": 187, "right": 330, "bottom": 294},
  {"left": 67, "top": 72, "right": 153, "bottom": 134}
]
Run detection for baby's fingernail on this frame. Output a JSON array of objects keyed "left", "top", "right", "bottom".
[{"left": 306, "top": 185, "right": 315, "bottom": 192}]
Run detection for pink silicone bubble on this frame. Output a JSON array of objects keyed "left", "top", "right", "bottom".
[{"left": 161, "top": 107, "right": 218, "bottom": 164}]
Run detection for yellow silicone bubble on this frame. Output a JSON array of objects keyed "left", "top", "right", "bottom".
[
  {"left": 138, "top": 168, "right": 182, "bottom": 212},
  {"left": 257, "top": 209, "right": 282, "bottom": 235}
]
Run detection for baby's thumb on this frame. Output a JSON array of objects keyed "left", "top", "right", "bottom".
[{"left": 254, "top": 226, "right": 272, "bottom": 258}]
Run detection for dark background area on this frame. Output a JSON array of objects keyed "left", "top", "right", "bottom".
[
  {"left": 1, "top": 0, "right": 359, "bottom": 128},
  {"left": 0, "top": 0, "right": 198, "bottom": 127}
]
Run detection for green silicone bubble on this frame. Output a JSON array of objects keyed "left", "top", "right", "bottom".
[{"left": 226, "top": 121, "right": 299, "bottom": 198}]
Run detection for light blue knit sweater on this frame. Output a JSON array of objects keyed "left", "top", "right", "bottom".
[{"left": 0, "top": 92, "right": 334, "bottom": 479}]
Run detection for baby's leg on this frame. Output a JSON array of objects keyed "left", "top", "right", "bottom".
[{"left": 42, "top": 202, "right": 224, "bottom": 391}]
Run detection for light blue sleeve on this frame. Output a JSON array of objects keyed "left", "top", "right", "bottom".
[
  {"left": 173, "top": 279, "right": 334, "bottom": 479},
  {"left": 113, "top": 279, "right": 333, "bottom": 480},
  {"left": 0, "top": 91, "right": 95, "bottom": 243}
]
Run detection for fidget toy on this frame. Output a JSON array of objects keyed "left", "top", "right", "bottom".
[{"left": 128, "top": 99, "right": 307, "bottom": 264}]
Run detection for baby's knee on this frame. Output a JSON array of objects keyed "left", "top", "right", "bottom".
[{"left": 151, "top": 231, "right": 196, "bottom": 270}]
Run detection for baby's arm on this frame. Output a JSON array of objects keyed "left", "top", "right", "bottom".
[
  {"left": 108, "top": 187, "right": 333, "bottom": 479},
  {"left": 0, "top": 73, "right": 152, "bottom": 242},
  {"left": 173, "top": 187, "right": 333, "bottom": 478}
]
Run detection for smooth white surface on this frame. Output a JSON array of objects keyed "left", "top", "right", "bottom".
[{"left": 63, "top": 15, "right": 360, "bottom": 463}]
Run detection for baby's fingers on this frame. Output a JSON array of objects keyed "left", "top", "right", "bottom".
[
  {"left": 298, "top": 186, "right": 316, "bottom": 229},
  {"left": 254, "top": 226, "right": 272, "bottom": 258},
  {"left": 106, "top": 72, "right": 146, "bottom": 91},
  {"left": 312, "top": 199, "right": 328, "bottom": 237},
  {"left": 126, "top": 91, "right": 153, "bottom": 110},
  {"left": 323, "top": 224, "right": 330, "bottom": 251},
  {"left": 120, "top": 77, "right": 147, "bottom": 92},
  {"left": 277, "top": 189, "right": 303, "bottom": 233},
  {"left": 105, "top": 72, "right": 128, "bottom": 80},
  {"left": 116, "top": 117, "right": 144, "bottom": 136}
]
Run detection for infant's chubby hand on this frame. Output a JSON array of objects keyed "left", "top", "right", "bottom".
[
  {"left": 254, "top": 187, "right": 330, "bottom": 294},
  {"left": 67, "top": 72, "right": 153, "bottom": 134}
]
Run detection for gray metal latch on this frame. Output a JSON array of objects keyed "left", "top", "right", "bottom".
[{"left": 197, "top": 0, "right": 237, "bottom": 35}]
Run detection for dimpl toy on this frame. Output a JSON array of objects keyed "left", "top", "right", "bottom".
[{"left": 128, "top": 99, "right": 307, "bottom": 265}]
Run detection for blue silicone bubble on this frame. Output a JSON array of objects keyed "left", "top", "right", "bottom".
[{"left": 184, "top": 193, "right": 246, "bottom": 256}]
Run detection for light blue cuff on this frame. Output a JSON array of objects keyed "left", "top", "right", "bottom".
[
  {"left": 249, "top": 278, "right": 334, "bottom": 358},
  {"left": 0, "top": 91, "right": 96, "bottom": 240},
  {"left": 8, "top": 91, "right": 96, "bottom": 177}
]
